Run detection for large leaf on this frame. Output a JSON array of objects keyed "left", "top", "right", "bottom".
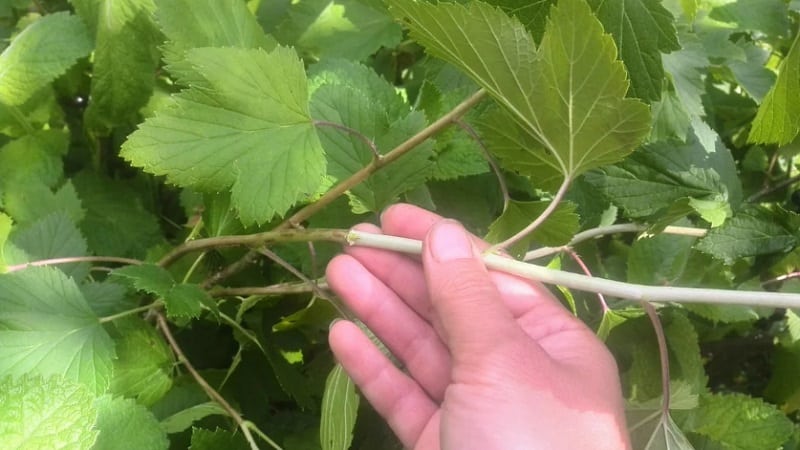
[
  {"left": 154, "top": 0, "right": 276, "bottom": 83},
  {"left": 586, "top": 130, "right": 741, "bottom": 219},
  {"left": 72, "top": 0, "right": 162, "bottom": 130},
  {"left": 0, "top": 267, "right": 115, "bottom": 394},
  {"left": 92, "top": 395, "right": 169, "bottom": 450},
  {"left": 0, "top": 12, "right": 92, "bottom": 105},
  {"left": 748, "top": 32, "right": 800, "bottom": 145},
  {"left": 389, "top": 0, "right": 650, "bottom": 178},
  {"left": 587, "top": 0, "right": 680, "bottom": 102},
  {"left": 121, "top": 46, "right": 325, "bottom": 224},
  {"left": 320, "top": 363, "right": 359, "bottom": 450},
  {"left": 7, "top": 212, "right": 89, "bottom": 280},
  {"left": 109, "top": 319, "right": 173, "bottom": 406},
  {"left": 484, "top": 200, "right": 579, "bottom": 258},
  {"left": 0, "top": 375, "right": 98, "bottom": 449}
]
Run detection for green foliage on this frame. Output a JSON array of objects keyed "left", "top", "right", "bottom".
[{"left": 2, "top": 0, "right": 800, "bottom": 448}]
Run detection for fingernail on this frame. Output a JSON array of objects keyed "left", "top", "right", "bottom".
[
  {"left": 429, "top": 220, "right": 474, "bottom": 262},
  {"left": 329, "top": 318, "right": 343, "bottom": 332}
]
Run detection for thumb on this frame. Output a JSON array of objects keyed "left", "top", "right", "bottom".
[{"left": 422, "top": 220, "right": 521, "bottom": 359}]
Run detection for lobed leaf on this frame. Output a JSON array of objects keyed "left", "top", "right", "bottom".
[
  {"left": 390, "top": 0, "right": 650, "bottom": 179},
  {"left": 0, "top": 267, "right": 115, "bottom": 394},
  {"left": 121, "top": 46, "right": 325, "bottom": 225},
  {"left": 485, "top": 200, "right": 579, "bottom": 258},
  {"left": 109, "top": 319, "right": 173, "bottom": 406},
  {"left": 7, "top": 212, "right": 89, "bottom": 280}
]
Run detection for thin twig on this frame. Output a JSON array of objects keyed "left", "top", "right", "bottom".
[
  {"left": 210, "top": 280, "right": 324, "bottom": 298},
  {"left": 203, "top": 89, "right": 488, "bottom": 287},
  {"left": 524, "top": 223, "right": 708, "bottom": 261},
  {"left": 492, "top": 176, "right": 572, "bottom": 252},
  {"left": 346, "top": 230, "right": 800, "bottom": 308},
  {"left": 314, "top": 120, "right": 380, "bottom": 159},
  {"left": 452, "top": 118, "right": 511, "bottom": 211},
  {"left": 641, "top": 303, "right": 671, "bottom": 417},
  {"left": 564, "top": 248, "right": 608, "bottom": 313},
  {"left": 155, "top": 313, "right": 264, "bottom": 450},
  {"left": 747, "top": 173, "right": 800, "bottom": 202},
  {"left": 159, "top": 228, "right": 348, "bottom": 268},
  {"left": 257, "top": 248, "right": 329, "bottom": 300},
  {"left": 6, "top": 256, "right": 143, "bottom": 272}
]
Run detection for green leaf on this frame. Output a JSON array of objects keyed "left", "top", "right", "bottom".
[
  {"left": 586, "top": 130, "right": 741, "bottom": 219},
  {"left": 81, "top": 281, "right": 136, "bottom": 318},
  {"left": 320, "top": 363, "right": 359, "bottom": 450},
  {"left": 155, "top": 0, "right": 276, "bottom": 83},
  {"left": 390, "top": 0, "right": 650, "bottom": 178},
  {"left": 748, "top": 32, "right": 800, "bottom": 145},
  {"left": 72, "top": 172, "right": 162, "bottom": 258},
  {"left": 709, "top": 0, "right": 790, "bottom": 37},
  {"left": 682, "top": 392, "right": 793, "bottom": 450},
  {"left": 0, "top": 129, "right": 67, "bottom": 188},
  {"left": 110, "top": 319, "right": 173, "bottom": 406},
  {"left": 695, "top": 206, "right": 800, "bottom": 262},
  {"left": 0, "top": 12, "right": 92, "bottom": 105},
  {"left": 484, "top": 200, "right": 579, "bottom": 258},
  {"left": 163, "top": 283, "right": 205, "bottom": 321},
  {"left": 3, "top": 180, "right": 83, "bottom": 226},
  {"left": 627, "top": 382, "right": 698, "bottom": 450},
  {"left": 162, "top": 403, "right": 229, "bottom": 434},
  {"left": 121, "top": 46, "right": 325, "bottom": 225},
  {"left": 627, "top": 232, "right": 696, "bottom": 286},
  {"left": 596, "top": 307, "right": 645, "bottom": 341},
  {"left": 311, "top": 81, "right": 433, "bottom": 213},
  {"left": 110, "top": 264, "right": 207, "bottom": 320},
  {"left": 587, "top": 0, "right": 680, "bottom": 102},
  {"left": 0, "top": 267, "right": 115, "bottom": 393},
  {"left": 275, "top": 0, "right": 402, "bottom": 61},
  {"left": 0, "top": 212, "right": 11, "bottom": 272},
  {"left": 111, "top": 263, "right": 175, "bottom": 296},
  {"left": 92, "top": 395, "right": 169, "bottom": 450},
  {"left": 7, "top": 212, "right": 89, "bottom": 280},
  {"left": 488, "top": 0, "right": 556, "bottom": 43},
  {"left": 189, "top": 427, "right": 249, "bottom": 450},
  {"left": 80, "top": 0, "right": 162, "bottom": 130},
  {"left": 0, "top": 375, "right": 98, "bottom": 449}
]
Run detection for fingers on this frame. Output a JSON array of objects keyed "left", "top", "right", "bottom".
[
  {"left": 421, "top": 220, "right": 531, "bottom": 361},
  {"left": 326, "top": 254, "right": 452, "bottom": 400},
  {"left": 329, "top": 320, "right": 437, "bottom": 449}
]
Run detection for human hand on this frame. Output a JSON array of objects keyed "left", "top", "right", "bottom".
[{"left": 327, "top": 204, "right": 630, "bottom": 449}]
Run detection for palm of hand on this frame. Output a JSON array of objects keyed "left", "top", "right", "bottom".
[{"left": 327, "top": 204, "right": 629, "bottom": 449}]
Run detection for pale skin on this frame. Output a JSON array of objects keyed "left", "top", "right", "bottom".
[{"left": 327, "top": 204, "right": 631, "bottom": 450}]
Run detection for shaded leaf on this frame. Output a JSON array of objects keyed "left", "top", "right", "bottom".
[
  {"left": 696, "top": 206, "right": 800, "bottom": 262},
  {"left": 189, "top": 427, "right": 249, "bottom": 450},
  {"left": 484, "top": 200, "right": 579, "bottom": 258},
  {"left": 109, "top": 318, "right": 173, "bottom": 406},
  {"left": 161, "top": 403, "right": 228, "bottom": 434},
  {"left": 8, "top": 212, "right": 88, "bottom": 280},
  {"left": 110, "top": 263, "right": 175, "bottom": 297},
  {"left": 587, "top": 0, "right": 680, "bottom": 102},
  {"left": 92, "top": 395, "right": 168, "bottom": 450}
]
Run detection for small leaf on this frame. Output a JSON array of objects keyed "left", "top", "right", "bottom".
[
  {"left": 3, "top": 180, "right": 84, "bottom": 226},
  {"left": 110, "top": 319, "right": 173, "bottom": 406},
  {"left": 627, "top": 232, "right": 696, "bottom": 286},
  {"left": 111, "top": 263, "right": 175, "bottom": 297},
  {"left": 189, "top": 427, "right": 249, "bottom": 450},
  {"left": 163, "top": 283, "right": 206, "bottom": 321},
  {"left": 121, "top": 46, "right": 325, "bottom": 224},
  {"left": 485, "top": 200, "right": 579, "bottom": 258},
  {"left": 92, "top": 395, "right": 169, "bottom": 450},
  {"left": 748, "top": 32, "right": 800, "bottom": 145},
  {"left": 162, "top": 403, "right": 229, "bottom": 434},
  {"left": 0, "top": 129, "right": 67, "bottom": 188},
  {"left": 0, "top": 267, "right": 115, "bottom": 393},
  {"left": 0, "top": 12, "right": 92, "bottom": 105},
  {"left": 0, "top": 375, "right": 98, "bottom": 449},
  {"left": 320, "top": 364, "right": 359, "bottom": 450},
  {"left": 390, "top": 0, "right": 650, "bottom": 178}
]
